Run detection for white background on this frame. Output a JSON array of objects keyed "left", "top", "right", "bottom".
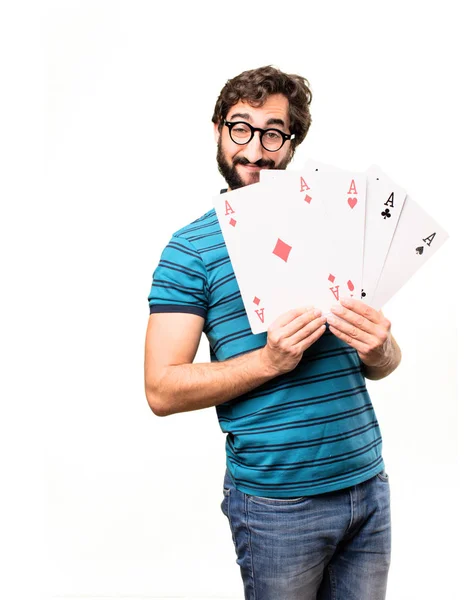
[{"left": 1, "top": 1, "right": 471, "bottom": 599}]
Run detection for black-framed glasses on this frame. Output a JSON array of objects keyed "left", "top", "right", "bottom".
[{"left": 223, "top": 120, "right": 295, "bottom": 152}]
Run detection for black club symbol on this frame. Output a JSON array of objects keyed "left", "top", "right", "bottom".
[
  {"left": 361, "top": 289, "right": 366, "bottom": 298},
  {"left": 381, "top": 209, "right": 391, "bottom": 219}
]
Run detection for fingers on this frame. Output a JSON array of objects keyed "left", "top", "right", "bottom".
[
  {"left": 338, "top": 297, "right": 387, "bottom": 327},
  {"left": 269, "top": 306, "right": 322, "bottom": 341},
  {"left": 285, "top": 313, "right": 326, "bottom": 347},
  {"left": 327, "top": 298, "right": 392, "bottom": 359},
  {"left": 264, "top": 307, "right": 326, "bottom": 375},
  {"left": 272, "top": 305, "right": 320, "bottom": 330},
  {"left": 327, "top": 311, "right": 372, "bottom": 346},
  {"left": 329, "top": 298, "right": 391, "bottom": 337},
  {"left": 327, "top": 322, "right": 369, "bottom": 354},
  {"left": 296, "top": 322, "right": 327, "bottom": 352}
]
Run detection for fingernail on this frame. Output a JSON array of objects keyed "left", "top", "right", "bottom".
[{"left": 331, "top": 305, "right": 342, "bottom": 314}]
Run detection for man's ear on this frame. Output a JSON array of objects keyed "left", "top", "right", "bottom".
[{"left": 213, "top": 121, "right": 220, "bottom": 144}]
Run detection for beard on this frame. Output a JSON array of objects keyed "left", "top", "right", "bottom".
[{"left": 216, "top": 139, "right": 293, "bottom": 190}]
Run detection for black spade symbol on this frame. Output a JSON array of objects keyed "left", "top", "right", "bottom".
[
  {"left": 416, "top": 246, "right": 424, "bottom": 255},
  {"left": 361, "top": 289, "right": 366, "bottom": 298}
]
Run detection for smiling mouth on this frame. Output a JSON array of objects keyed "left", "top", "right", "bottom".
[{"left": 240, "top": 164, "right": 268, "bottom": 171}]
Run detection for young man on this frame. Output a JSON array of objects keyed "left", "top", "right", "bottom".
[{"left": 145, "top": 66, "right": 401, "bottom": 599}]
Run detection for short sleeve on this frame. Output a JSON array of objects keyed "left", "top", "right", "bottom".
[{"left": 148, "top": 236, "right": 209, "bottom": 318}]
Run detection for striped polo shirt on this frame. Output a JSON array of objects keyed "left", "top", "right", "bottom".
[{"left": 148, "top": 207, "right": 385, "bottom": 498}]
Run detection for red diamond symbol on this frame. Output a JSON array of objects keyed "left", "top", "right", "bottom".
[
  {"left": 328, "top": 273, "right": 335, "bottom": 283},
  {"left": 229, "top": 218, "right": 237, "bottom": 227},
  {"left": 304, "top": 194, "right": 312, "bottom": 204},
  {"left": 273, "top": 238, "right": 292, "bottom": 262},
  {"left": 253, "top": 296, "right": 260, "bottom": 306}
]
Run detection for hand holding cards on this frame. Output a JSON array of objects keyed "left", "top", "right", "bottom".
[{"left": 213, "top": 162, "right": 449, "bottom": 334}]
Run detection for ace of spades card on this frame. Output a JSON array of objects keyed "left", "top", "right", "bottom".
[{"left": 371, "top": 194, "right": 449, "bottom": 309}]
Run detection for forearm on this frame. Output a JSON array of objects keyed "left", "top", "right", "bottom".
[
  {"left": 146, "top": 347, "right": 278, "bottom": 416},
  {"left": 362, "top": 336, "right": 402, "bottom": 380}
]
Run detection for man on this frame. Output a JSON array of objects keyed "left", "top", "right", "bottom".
[{"left": 145, "top": 65, "right": 401, "bottom": 599}]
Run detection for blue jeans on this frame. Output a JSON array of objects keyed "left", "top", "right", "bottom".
[{"left": 221, "top": 470, "right": 391, "bottom": 600}]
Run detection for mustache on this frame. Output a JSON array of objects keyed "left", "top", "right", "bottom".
[{"left": 233, "top": 156, "right": 276, "bottom": 169}]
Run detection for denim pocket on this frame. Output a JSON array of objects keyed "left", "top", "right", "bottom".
[
  {"left": 221, "top": 471, "right": 233, "bottom": 518},
  {"left": 221, "top": 488, "right": 230, "bottom": 519},
  {"left": 248, "top": 495, "right": 308, "bottom": 507},
  {"left": 376, "top": 470, "right": 389, "bottom": 482}
]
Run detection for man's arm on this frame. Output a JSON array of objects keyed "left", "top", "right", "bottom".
[
  {"left": 326, "top": 297, "right": 402, "bottom": 381},
  {"left": 145, "top": 307, "right": 327, "bottom": 416}
]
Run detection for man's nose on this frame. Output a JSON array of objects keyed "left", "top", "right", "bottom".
[{"left": 243, "top": 133, "right": 264, "bottom": 164}]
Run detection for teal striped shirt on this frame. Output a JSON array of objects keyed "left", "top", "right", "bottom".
[{"left": 148, "top": 208, "right": 384, "bottom": 497}]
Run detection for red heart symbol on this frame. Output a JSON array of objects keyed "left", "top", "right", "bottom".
[{"left": 348, "top": 197, "right": 357, "bottom": 209}]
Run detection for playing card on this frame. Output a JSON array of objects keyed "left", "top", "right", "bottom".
[
  {"left": 303, "top": 159, "right": 344, "bottom": 174},
  {"left": 213, "top": 181, "right": 329, "bottom": 333},
  {"left": 258, "top": 169, "right": 327, "bottom": 214},
  {"left": 265, "top": 167, "right": 368, "bottom": 305},
  {"left": 304, "top": 160, "right": 407, "bottom": 305},
  {"left": 322, "top": 173, "right": 367, "bottom": 303},
  {"left": 360, "top": 165, "right": 407, "bottom": 303},
  {"left": 304, "top": 159, "right": 450, "bottom": 310},
  {"left": 370, "top": 194, "right": 449, "bottom": 309}
]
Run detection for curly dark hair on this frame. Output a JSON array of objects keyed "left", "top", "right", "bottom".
[{"left": 211, "top": 65, "right": 312, "bottom": 148}]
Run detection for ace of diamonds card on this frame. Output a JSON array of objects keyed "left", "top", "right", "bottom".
[{"left": 213, "top": 181, "right": 329, "bottom": 334}]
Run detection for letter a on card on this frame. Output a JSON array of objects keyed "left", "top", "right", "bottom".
[
  {"left": 300, "top": 177, "right": 310, "bottom": 192},
  {"left": 348, "top": 179, "right": 358, "bottom": 195},
  {"left": 224, "top": 200, "right": 235, "bottom": 215},
  {"left": 255, "top": 308, "right": 265, "bottom": 323}
]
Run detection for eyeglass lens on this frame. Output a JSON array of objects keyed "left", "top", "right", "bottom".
[{"left": 230, "top": 123, "right": 284, "bottom": 151}]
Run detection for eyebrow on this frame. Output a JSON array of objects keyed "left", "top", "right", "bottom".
[{"left": 228, "top": 112, "right": 287, "bottom": 129}]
